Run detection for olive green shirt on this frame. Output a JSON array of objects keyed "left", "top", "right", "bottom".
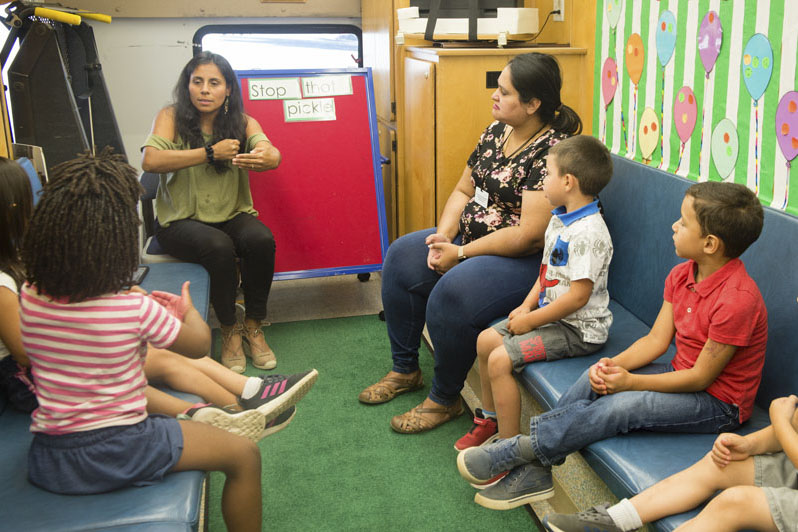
[{"left": 142, "top": 132, "right": 268, "bottom": 226}]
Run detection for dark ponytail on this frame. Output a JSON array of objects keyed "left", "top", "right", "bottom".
[{"left": 508, "top": 53, "right": 582, "bottom": 136}]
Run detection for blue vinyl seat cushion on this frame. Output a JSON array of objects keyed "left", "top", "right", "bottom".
[{"left": 0, "top": 391, "right": 205, "bottom": 531}]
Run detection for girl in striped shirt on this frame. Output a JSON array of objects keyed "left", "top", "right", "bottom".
[{"left": 21, "top": 150, "right": 263, "bottom": 532}]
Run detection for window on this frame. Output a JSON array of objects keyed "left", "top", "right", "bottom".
[{"left": 194, "top": 24, "right": 362, "bottom": 71}]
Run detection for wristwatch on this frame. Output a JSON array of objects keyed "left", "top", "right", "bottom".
[{"left": 457, "top": 246, "right": 468, "bottom": 262}]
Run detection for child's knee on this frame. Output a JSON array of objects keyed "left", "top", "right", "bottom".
[
  {"left": 242, "top": 439, "right": 262, "bottom": 468},
  {"left": 477, "top": 328, "right": 501, "bottom": 359},
  {"left": 708, "top": 485, "right": 759, "bottom": 512},
  {"left": 230, "top": 437, "right": 262, "bottom": 474},
  {"left": 487, "top": 348, "right": 512, "bottom": 379}
]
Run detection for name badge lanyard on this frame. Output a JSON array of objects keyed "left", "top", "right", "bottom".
[{"left": 479, "top": 123, "right": 549, "bottom": 196}]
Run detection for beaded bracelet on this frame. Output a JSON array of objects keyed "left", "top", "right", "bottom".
[{"left": 204, "top": 143, "right": 214, "bottom": 163}]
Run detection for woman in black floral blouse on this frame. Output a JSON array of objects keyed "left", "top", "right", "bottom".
[{"left": 359, "top": 53, "right": 583, "bottom": 434}]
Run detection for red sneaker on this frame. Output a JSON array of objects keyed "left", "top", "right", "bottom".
[{"left": 454, "top": 408, "right": 499, "bottom": 451}]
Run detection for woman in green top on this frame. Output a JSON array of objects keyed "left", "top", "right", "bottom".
[{"left": 141, "top": 52, "right": 281, "bottom": 373}]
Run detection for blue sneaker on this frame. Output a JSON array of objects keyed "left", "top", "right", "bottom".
[
  {"left": 456, "top": 435, "right": 532, "bottom": 484},
  {"left": 474, "top": 463, "right": 554, "bottom": 510},
  {"left": 543, "top": 504, "right": 626, "bottom": 532}
]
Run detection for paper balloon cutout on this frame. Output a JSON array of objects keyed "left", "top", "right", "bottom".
[
  {"left": 656, "top": 11, "right": 677, "bottom": 67},
  {"left": 601, "top": 57, "right": 619, "bottom": 107},
  {"left": 607, "top": 0, "right": 623, "bottom": 29},
  {"left": 742, "top": 33, "right": 773, "bottom": 102},
  {"left": 625, "top": 33, "right": 644, "bottom": 85},
  {"left": 673, "top": 86, "right": 697, "bottom": 143},
  {"left": 698, "top": 11, "right": 723, "bottom": 76},
  {"left": 638, "top": 107, "right": 660, "bottom": 160},
  {"left": 776, "top": 91, "right": 798, "bottom": 166},
  {"left": 711, "top": 118, "right": 739, "bottom": 178}
]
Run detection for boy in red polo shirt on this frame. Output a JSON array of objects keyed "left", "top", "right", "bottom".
[{"left": 456, "top": 181, "right": 767, "bottom": 511}]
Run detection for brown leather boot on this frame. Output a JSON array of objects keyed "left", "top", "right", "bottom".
[
  {"left": 242, "top": 323, "right": 276, "bottom": 370},
  {"left": 220, "top": 323, "right": 246, "bottom": 374}
]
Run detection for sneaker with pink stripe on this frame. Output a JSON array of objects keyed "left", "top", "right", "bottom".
[{"left": 238, "top": 369, "right": 318, "bottom": 423}]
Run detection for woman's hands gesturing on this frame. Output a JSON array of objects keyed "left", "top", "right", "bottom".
[
  {"left": 210, "top": 139, "right": 240, "bottom": 160},
  {"left": 233, "top": 145, "right": 280, "bottom": 172}
]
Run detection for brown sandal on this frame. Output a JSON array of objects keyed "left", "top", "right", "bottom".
[
  {"left": 358, "top": 371, "right": 423, "bottom": 404},
  {"left": 390, "top": 399, "right": 464, "bottom": 434}
]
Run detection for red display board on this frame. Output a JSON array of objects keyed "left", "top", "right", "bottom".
[{"left": 237, "top": 69, "right": 388, "bottom": 280}]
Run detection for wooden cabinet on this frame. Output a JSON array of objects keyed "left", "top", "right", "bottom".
[
  {"left": 363, "top": 0, "right": 425, "bottom": 241},
  {"left": 377, "top": 119, "right": 398, "bottom": 240},
  {"left": 398, "top": 46, "right": 588, "bottom": 234}
]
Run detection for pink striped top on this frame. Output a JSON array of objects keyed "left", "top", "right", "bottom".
[{"left": 20, "top": 285, "right": 181, "bottom": 434}]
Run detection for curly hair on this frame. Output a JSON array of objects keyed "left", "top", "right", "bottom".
[
  {"left": 22, "top": 148, "right": 143, "bottom": 302},
  {"left": 0, "top": 158, "right": 33, "bottom": 288},
  {"left": 173, "top": 51, "right": 247, "bottom": 172}
]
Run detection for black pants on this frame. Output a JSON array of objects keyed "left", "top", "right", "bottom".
[{"left": 156, "top": 213, "right": 275, "bottom": 326}]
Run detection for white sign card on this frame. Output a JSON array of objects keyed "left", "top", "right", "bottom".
[
  {"left": 301, "top": 75, "right": 353, "bottom": 98},
  {"left": 283, "top": 98, "right": 337, "bottom": 122},
  {"left": 248, "top": 78, "right": 302, "bottom": 100}
]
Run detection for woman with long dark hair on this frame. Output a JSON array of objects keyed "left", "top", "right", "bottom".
[
  {"left": 360, "top": 53, "right": 583, "bottom": 435},
  {"left": 142, "top": 52, "right": 281, "bottom": 373}
]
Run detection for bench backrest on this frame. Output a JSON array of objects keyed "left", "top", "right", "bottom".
[
  {"left": 601, "top": 156, "right": 688, "bottom": 326},
  {"left": 601, "top": 155, "right": 798, "bottom": 409}
]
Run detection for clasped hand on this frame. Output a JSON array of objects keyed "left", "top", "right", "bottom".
[
  {"left": 710, "top": 432, "right": 752, "bottom": 468},
  {"left": 211, "top": 139, "right": 240, "bottom": 160},
  {"left": 589, "top": 357, "right": 632, "bottom": 395},
  {"left": 233, "top": 146, "right": 273, "bottom": 172},
  {"left": 506, "top": 305, "right": 535, "bottom": 335},
  {"left": 710, "top": 396, "right": 797, "bottom": 468},
  {"left": 426, "top": 233, "right": 455, "bottom": 273}
]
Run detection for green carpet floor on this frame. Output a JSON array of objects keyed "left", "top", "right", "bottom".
[{"left": 208, "top": 315, "right": 540, "bottom": 531}]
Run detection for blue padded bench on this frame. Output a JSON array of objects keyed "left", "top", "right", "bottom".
[
  {"left": 516, "top": 155, "right": 795, "bottom": 531},
  {"left": 0, "top": 262, "right": 211, "bottom": 531}
]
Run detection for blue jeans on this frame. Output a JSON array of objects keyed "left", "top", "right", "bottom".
[
  {"left": 529, "top": 363, "right": 741, "bottom": 467},
  {"left": 382, "top": 228, "right": 542, "bottom": 405}
]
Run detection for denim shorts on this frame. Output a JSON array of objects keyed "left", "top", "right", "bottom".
[
  {"left": 28, "top": 414, "right": 183, "bottom": 495},
  {"left": 755, "top": 452, "right": 798, "bottom": 532},
  {"left": 493, "top": 318, "right": 603, "bottom": 370}
]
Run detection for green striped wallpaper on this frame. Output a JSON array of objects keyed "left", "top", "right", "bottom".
[{"left": 593, "top": 0, "right": 798, "bottom": 215}]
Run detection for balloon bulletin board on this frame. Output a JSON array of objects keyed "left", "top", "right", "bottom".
[{"left": 594, "top": 1, "right": 798, "bottom": 214}]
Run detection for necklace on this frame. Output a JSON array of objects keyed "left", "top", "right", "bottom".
[{"left": 500, "top": 122, "right": 548, "bottom": 162}]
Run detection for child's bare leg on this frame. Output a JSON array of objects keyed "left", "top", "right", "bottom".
[
  {"left": 487, "top": 346, "right": 521, "bottom": 437},
  {"left": 145, "top": 385, "right": 194, "bottom": 417},
  {"left": 145, "top": 348, "right": 239, "bottom": 407},
  {"left": 181, "top": 355, "right": 249, "bottom": 395},
  {"left": 676, "top": 485, "right": 777, "bottom": 532},
  {"left": 632, "top": 452, "right": 756, "bottom": 524},
  {"left": 476, "top": 328, "right": 504, "bottom": 412},
  {"left": 173, "top": 420, "right": 262, "bottom": 532}
]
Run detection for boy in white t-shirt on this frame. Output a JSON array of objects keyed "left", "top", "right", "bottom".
[{"left": 456, "top": 135, "right": 614, "bottom": 462}]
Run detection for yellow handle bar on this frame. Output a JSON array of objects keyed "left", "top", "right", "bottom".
[
  {"left": 79, "top": 12, "right": 112, "bottom": 24},
  {"left": 33, "top": 7, "right": 81, "bottom": 26}
]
